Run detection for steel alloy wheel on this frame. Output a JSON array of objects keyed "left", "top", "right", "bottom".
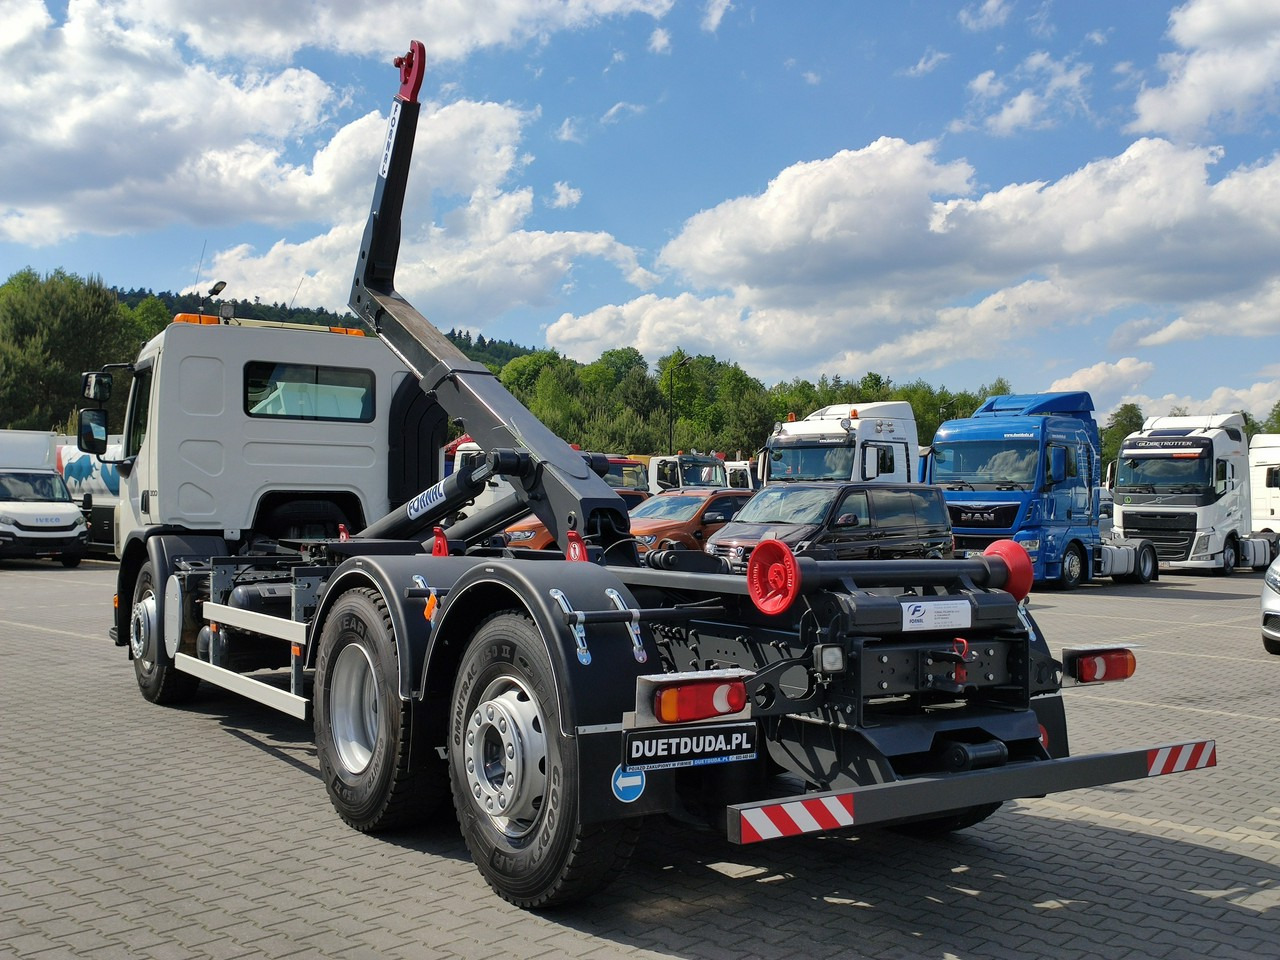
[
  {"left": 1062, "top": 548, "right": 1083, "bottom": 585},
  {"left": 130, "top": 589, "right": 158, "bottom": 663},
  {"left": 464, "top": 676, "right": 548, "bottom": 839},
  {"left": 330, "top": 643, "right": 379, "bottom": 774}
]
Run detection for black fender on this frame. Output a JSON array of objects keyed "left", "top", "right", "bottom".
[
  {"left": 310, "top": 553, "right": 658, "bottom": 730},
  {"left": 116, "top": 528, "right": 228, "bottom": 653}
]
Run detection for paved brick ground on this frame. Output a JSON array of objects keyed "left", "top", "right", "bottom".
[{"left": 1, "top": 559, "right": 1277, "bottom": 959}]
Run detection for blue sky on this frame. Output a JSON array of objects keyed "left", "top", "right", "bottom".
[{"left": 3, "top": 0, "right": 1280, "bottom": 423}]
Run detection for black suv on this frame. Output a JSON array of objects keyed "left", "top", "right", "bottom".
[{"left": 705, "top": 481, "right": 953, "bottom": 572}]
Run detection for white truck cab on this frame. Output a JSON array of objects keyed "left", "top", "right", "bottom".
[{"left": 759, "top": 401, "right": 918, "bottom": 485}]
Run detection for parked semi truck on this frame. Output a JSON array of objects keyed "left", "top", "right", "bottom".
[
  {"left": 1112, "top": 412, "right": 1273, "bottom": 573},
  {"left": 760, "top": 401, "right": 918, "bottom": 485},
  {"left": 55, "top": 438, "right": 121, "bottom": 555},
  {"left": 924, "top": 393, "right": 1159, "bottom": 588},
  {"left": 77, "top": 43, "right": 1215, "bottom": 910},
  {"left": 1248, "top": 433, "right": 1280, "bottom": 537}
]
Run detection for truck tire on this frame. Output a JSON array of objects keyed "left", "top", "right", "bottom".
[
  {"left": 449, "top": 612, "right": 638, "bottom": 909},
  {"left": 60, "top": 552, "right": 83, "bottom": 568},
  {"left": 1217, "top": 537, "right": 1238, "bottom": 577},
  {"left": 1057, "top": 543, "right": 1084, "bottom": 590},
  {"left": 1119, "top": 543, "right": 1157, "bottom": 584},
  {"left": 130, "top": 560, "right": 199, "bottom": 704},
  {"left": 315, "top": 587, "right": 446, "bottom": 832},
  {"left": 890, "top": 802, "right": 1003, "bottom": 837}
]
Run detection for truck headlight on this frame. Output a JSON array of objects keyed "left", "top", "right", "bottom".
[
  {"left": 0, "top": 514, "right": 16, "bottom": 526},
  {"left": 1018, "top": 538, "right": 1040, "bottom": 554}
]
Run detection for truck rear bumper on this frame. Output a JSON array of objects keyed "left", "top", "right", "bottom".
[{"left": 727, "top": 739, "right": 1215, "bottom": 843}]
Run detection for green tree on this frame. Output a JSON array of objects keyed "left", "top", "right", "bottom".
[
  {"left": 0, "top": 269, "right": 133, "bottom": 430},
  {"left": 1101, "top": 402, "right": 1145, "bottom": 467},
  {"left": 1262, "top": 400, "right": 1280, "bottom": 434}
]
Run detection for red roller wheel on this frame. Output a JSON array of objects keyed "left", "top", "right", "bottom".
[
  {"left": 984, "top": 540, "right": 1033, "bottom": 601},
  {"left": 746, "top": 539, "right": 802, "bottom": 615}
]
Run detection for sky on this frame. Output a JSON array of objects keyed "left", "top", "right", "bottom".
[{"left": 3, "top": 0, "right": 1280, "bottom": 424}]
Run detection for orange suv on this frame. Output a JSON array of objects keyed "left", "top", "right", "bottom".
[
  {"left": 627, "top": 488, "right": 755, "bottom": 554},
  {"left": 505, "top": 488, "right": 649, "bottom": 550}
]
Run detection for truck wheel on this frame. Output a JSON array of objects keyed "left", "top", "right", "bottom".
[
  {"left": 130, "top": 560, "right": 199, "bottom": 704},
  {"left": 315, "top": 587, "right": 446, "bottom": 832},
  {"left": 890, "top": 802, "right": 1003, "bottom": 837},
  {"left": 1057, "top": 543, "right": 1084, "bottom": 590},
  {"left": 60, "top": 552, "right": 83, "bottom": 568},
  {"left": 449, "top": 612, "right": 638, "bottom": 908},
  {"left": 1120, "top": 543, "right": 1157, "bottom": 584},
  {"left": 1217, "top": 537, "right": 1238, "bottom": 576}
]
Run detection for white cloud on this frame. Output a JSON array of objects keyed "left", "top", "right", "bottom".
[
  {"left": 601, "top": 101, "right": 646, "bottom": 124},
  {"left": 550, "top": 134, "right": 1280, "bottom": 387},
  {"left": 959, "top": 0, "right": 1013, "bottom": 32},
  {"left": 702, "top": 0, "right": 732, "bottom": 33},
  {"left": 1112, "top": 381, "right": 1280, "bottom": 422},
  {"left": 106, "top": 0, "right": 676, "bottom": 63},
  {"left": 1129, "top": 0, "right": 1280, "bottom": 138},
  {"left": 958, "top": 52, "right": 1092, "bottom": 136},
  {"left": 1047, "top": 357, "right": 1154, "bottom": 412},
  {"left": 649, "top": 28, "right": 671, "bottom": 53},
  {"left": 549, "top": 182, "right": 582, "bottom": 208},
  {"left": 803, "top": 71, "right": 821, "bottom": 86},
  {"left": 555, "top": 118, "right": 583, "bottom": 142},
  {"left": 905, "top": 48, "right": 950, "bottom": 78}
]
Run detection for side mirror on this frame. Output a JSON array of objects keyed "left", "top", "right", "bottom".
[
  {"left": 81, "top": 372, "right": 113, "bottom": 402},
  {"left": 702, "top": 512, "right": 727, "bottom": 524},
  {"left": 77, "top": 408, "right": 109, "bottom": 455},
  {"left": 1047, "top": 447, "right": 1066, "bottom": 486},
  {"left": 835, "top": 513, "right": 860, "bottom": 527}
]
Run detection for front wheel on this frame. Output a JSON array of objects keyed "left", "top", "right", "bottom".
[
  {"left": 1217, "top": 537, "right": 1238, "bottom": 576},
  {"left": 314, "top": 587, "right": 447, "bottom": 832},
  {"left": 449, "top": 612, "right": 638, "bottom": 908},
  {"left": 130, "top": 560, "right": 199, "bottom": 704},
  {"left": 60, "top": 552, "right": 83, "bottom": 568}
]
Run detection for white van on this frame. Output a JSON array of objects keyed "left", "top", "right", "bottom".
[{"left": 0, "top": 430, "right": 90, "bottom": 566}]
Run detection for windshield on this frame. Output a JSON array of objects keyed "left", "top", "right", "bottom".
[
  {"left": 767, "top": 444, "right": 855, "bottom": 481},
  {"left": 680, "top": 459, "right": 727, "bottom": 486},
  {"left": 630, "top": 494, "right": 706, "bottom": 522},
  {"left": 932, "top": 439, "right": 1038, "bottom": 486},
  {"left": 0, "top": 472, "right": 73, "bottom": 502},
  {"left": 733, "top": 486, "right": 839, "bottom": 525},
  {"left": 1115, "top": 454, "right": 1211, "bottom": 491},
  {"left": 605, "top": 462, "right": 648, "bottom": 489}
]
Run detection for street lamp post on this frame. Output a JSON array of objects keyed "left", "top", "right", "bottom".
[{"left": 668, "top": 355, "right": 692, "bottom": 454}]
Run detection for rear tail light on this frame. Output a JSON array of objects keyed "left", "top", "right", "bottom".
[
  {"left": 654, "top": 679, "right": 747, "bottom": 723},
  {"left": 1063, "top": 647, "right": 1136, "bottom": 684}
]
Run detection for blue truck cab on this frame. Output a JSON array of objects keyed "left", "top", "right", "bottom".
[{"left": 923, "top": 392, "right": 1157, "bottom": 588}]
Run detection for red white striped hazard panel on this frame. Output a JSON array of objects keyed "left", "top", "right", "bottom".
[
  {"left": 729, "top": 738, "right": 1217, "bottom": 845},
  {"left": 739, "top": 794, "right": 855, "bottom": 843},
  {"left": 1148, "top": 740, "right": 1216, "bottom": 776}
]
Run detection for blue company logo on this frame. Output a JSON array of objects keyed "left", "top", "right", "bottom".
[
  {"left": 909, "top": 604, "right": 925, "bottom": 618},
  {"left": 611, "top": 764, "right": 645, "bottom": 803}
]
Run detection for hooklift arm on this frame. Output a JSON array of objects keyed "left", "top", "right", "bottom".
[{"left": 348, "top": 40, "right": 633, "bottom": 556}]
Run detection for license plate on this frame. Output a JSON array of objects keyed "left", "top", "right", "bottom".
[{"left": 623, "top": 722, "right": 758, "bottom": 772}]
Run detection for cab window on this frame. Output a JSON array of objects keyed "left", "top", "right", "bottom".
[{"left": 245, "top": 362, "right": 375, "bottom": 422}]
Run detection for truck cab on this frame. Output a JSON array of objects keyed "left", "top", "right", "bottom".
[
  {"left": 925, "top": 392, "right": 1157, "bottom": 588},
  {"left": 759, "top": 401, "right": 917, "bottom": 485},
  {"left": 1113, "top": 413, "right": 1271, "bottom": 573}
]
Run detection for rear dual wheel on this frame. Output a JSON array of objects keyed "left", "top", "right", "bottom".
[
  {"left": 315, "top": 588, "right": 446, "bottom": 831},
  {"left": 449, "top": 612, "right": 637, "bottom": 909}
]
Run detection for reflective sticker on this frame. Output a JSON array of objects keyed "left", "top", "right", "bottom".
[{"left": 611, "top": 764, "right": 645, "bottom": 803}]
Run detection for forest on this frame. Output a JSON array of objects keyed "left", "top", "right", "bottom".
[{"left": 3, "top": 268, "right": 1277, "bottom": 466}]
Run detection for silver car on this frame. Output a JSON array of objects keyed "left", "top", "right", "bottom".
[{"left": 1263, "top": 554, "right": 1280, "bottom": 656}]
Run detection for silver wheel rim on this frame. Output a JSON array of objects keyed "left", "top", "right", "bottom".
[
  {"left": 1064, "top": 549, "right": 1082, "bottom": 584},
  {"left": 330, "top": 643, "right": 378, "bottom": 775},
  {"left": 464, "top": 676, "right": 548, "bottom": 839},
  {"left": 130, "top": 589, "right": 158, "bottom": 664}
]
